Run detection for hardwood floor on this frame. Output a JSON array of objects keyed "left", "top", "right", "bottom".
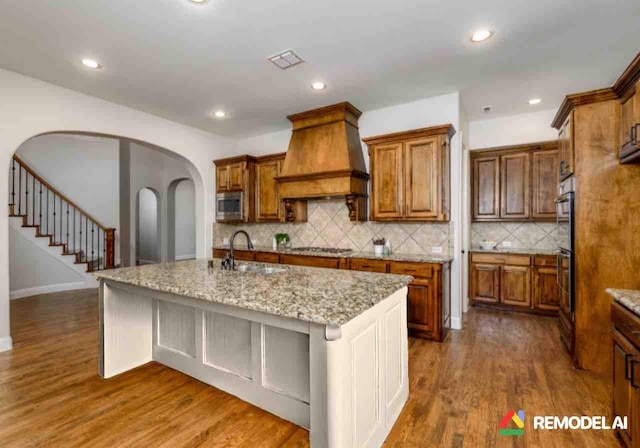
[{"left": 0, "top": 290, "right": 618, "bottom": 447}]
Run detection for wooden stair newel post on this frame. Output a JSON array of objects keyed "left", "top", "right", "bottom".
[{"left": 105, "top": 228, "right": 116, "bottom": 269}]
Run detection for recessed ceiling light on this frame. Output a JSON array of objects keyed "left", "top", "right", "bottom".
[
  {"left": 311, "top": 82, "right": 327, "bottom": 91},
  {"left": 528, "top": 98, "right": 542, "bottom": 105},
  {"left": 471, "top": 30, "right": 493, "bottom": 43},
  {"left": 213, "top": 111, "right": 226, "bottom": 118},
  {"left": 81, "top": 58, "right": 101, "bottom": 69},
  {"left": 189, "top": 0, "right": 209, "bottom": 3}
]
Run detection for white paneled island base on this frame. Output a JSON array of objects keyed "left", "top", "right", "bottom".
[{"left": 99, "top": 279, "right": 409, "bottom": 447}]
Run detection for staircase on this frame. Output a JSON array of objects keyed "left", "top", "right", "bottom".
[{"left": 8, "top": 155, "right": 116, "bottom": 273}]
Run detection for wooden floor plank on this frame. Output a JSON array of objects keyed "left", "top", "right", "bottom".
[{"left": 0, "top": 290, "right": 618, "bottom": 447}]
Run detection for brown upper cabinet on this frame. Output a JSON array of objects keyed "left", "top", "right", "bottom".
[
  {"left": 471, "top": 141, "right": 558, "bottom": 222},
  {"left": 255, "top": 153, "right": 286, "bottom": 222},
  {"left": 532, "top": 149, "right": 559, "bottom": 219},
  {"left": 614, "top": 53, "right": 640, "bottom": 164},
  {"left": 363, "top": 124, "right": 455, "bottom": 222},
  {"left": 557, "top": 111, "right": 574, "bottom": 179},
  {"left": 214, "top": 155, "right": 255, "bottom": 193}
]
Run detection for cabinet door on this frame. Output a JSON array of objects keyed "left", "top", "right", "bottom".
[
  {"left": 404, "top": 137, "right": 441, "bottom": 219},
  {"left": 216, "top": 166, "right": 229, "bottom": 192},
  {"left": 472, "top": 156, "right": 500, "bottom": 220},
  {"left": 256, "top": 158, "right": 282, "bottom": 222},
  {"left": 407, "top": 280, "right": 436, "bottom": 336},
  {"left": 501, "top": 265, "right": 531, "bottom": 307},
  {"left": 228, "top": 162, "right": 244, "bottom": 190},
  {"left": 470, "top": 263, "right": 500, "bottom": 303},
  {"left": 532, "top": 150, "right": 559, "bottom": 220},
  {"left": 500, "top": 152, "right": 530, "bottom": 219},
  {"left": 532, "top": 267, "right": 560, "bottom": 311},
  {"left": 370, "top": 143, "right": 403, "bottom": 220},
  {"left": 558, "top": 112, "right": 574, "bottom": 180},
  {"left": 613, "top": 330, "right": 638, "bottom": 448}
]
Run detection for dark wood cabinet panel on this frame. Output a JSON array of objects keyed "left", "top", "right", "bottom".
[
  {"left": 532, "top": 150, "right": 559, "bottom": 219},
  {"left": 227, "top": 162, "right": 244, "bottom": 190},
  {"left": 404, "top": 137, "right": 440, "bottom": 219},
  {"left": 532, "top": 267, "right": 560, "bottom": 311},
  {"left": 619, "top": 77, "right": 640, "bottom": 163},
  {"left": 408, "top": 280, "right": 436, "bottom": 335},
  {"left": 470, "top": 263, "right": 500, "bottom": 303},
  {"left": 255, "top": 252, "right": 280, "bottom": 263},
  {"left": 472, "top": 156, "right": 500, "bottom": 220},
  {"left": 216, "top": 166, "right": 229, "bottom": 192},
  {"left": 500, "top": 152, "right": 530, "bottom": 219},
  {"left": 370, "top": 142, "right": 404, "bottom": 219},
  {"left": 558, "top": 111, "right": 574, "bottom": 180},
  {"left": 612, "top": 329, "right": 639, "bottom": 448},
  {"left": 471, "top": 142, "right": 557, "bottom": 222},
  {"left": 365, "top": 124, "right": 453, "bottom": 222},
  {"left": 349, "top": 258, "right": 389, "bottom": 273},
  {"left": 256, "top": 155, "right": 284, "bottom": 222},
  {"left": 279, "top": 254, "right": 342, "bottom": 269},
  {"left": 500, "top": 265, "right": 531, "bottom": 307}
]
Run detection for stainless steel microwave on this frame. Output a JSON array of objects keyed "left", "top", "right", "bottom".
[{"left": 216, "top": 192, "right": 242, "bottom": 221}]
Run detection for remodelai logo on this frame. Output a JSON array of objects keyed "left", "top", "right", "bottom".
[
  {"left": 533, "top": 415, "right": 628, "bottom": 430},
  {"left": 499, "top": 410, "right": 525, "bottom": 436}
]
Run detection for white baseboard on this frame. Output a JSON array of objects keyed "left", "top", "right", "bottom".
[
  {"left": 0, "top": 336, "right": 13, "bottom": 352},
  {"left": 175, "top": 254, "right": 196, "bottom": 261},
  {"left": 451, "top": 316, "right": 462, "bottom": 330},
  {"left": 10, "top": 281, "right": 89, "bottom": 300}
]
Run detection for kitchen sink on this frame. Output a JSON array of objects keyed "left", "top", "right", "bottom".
[{"left": 236, "top": 264, "right": 286, "bottom": 275}]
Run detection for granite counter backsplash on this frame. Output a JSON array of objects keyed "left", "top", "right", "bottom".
[
  {"left": 214, "top": 245, "right": 453, "bottom": 264},
  {"left": 95, "top": 259, "right": 413, "bottom": 327},
  {"left": 470, "top": 247, "right": 558, "bottom": 256},
  {"left": 214, "top": 198, "right": 453, "bottom": 256},
  {"left": 607, "top": 289, "right": 640, "bottom": 317}
]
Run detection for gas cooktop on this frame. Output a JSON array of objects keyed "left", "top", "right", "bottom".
[{"left": 293, "top": 247, "right": 353, "bottom": 254}]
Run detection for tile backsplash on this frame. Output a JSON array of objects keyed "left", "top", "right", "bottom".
[
  {"left": 214, "top": 199, "right": 452, "bottom": 255},
  {"left": 471, "top": 222, "right": 563, "bottom": 250}
]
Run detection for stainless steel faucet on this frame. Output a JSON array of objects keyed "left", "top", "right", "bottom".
[{"left": 221, "top": 230, "right": 254, "bottom": 270}]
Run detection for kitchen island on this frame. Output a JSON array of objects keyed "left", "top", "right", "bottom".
[{"left": 95, "top": 259, "right": 413, "bottom": 448}]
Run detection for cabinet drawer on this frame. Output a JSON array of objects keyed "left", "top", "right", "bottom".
[
  {"left": 612, "top": 302, "right": 640, "bottom": 349},
  {"left": 534, "top": 256, "right": 557, "bottom": 267},
  {"left": 471, "top": 253, "right": 530, "bottom": 266},
  {"left": 255, "top": 252, "right": 280, "bottom": 263},
  {"left": 280, "top": 254, "right": 341, "bottom": 269},
  {"left": 389, "top": 261, "right": 434, "bottom": 278},
  {"left": 213, "top": 248, "right": 227, "bottom": 259},
  {"left": 233, "top": 250, "right": 256, "bottom": 261},
  {"left": 349, "top": 258, "right": 388, "bottom": 273}
]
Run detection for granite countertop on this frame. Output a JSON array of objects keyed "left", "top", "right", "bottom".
[
  {"left": 95, "top": 259, "right": 413, "bottom": 327},
  {"left": 214, "top": 245, "right": 454, "bottom": 264},
  {"left": 606, "top": 288, "right": 640, "bottom": 317},
  {"left": 469, "top": 247, "right": 559, "bottom": 256}
]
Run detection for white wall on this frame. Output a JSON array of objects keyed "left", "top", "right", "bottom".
[
  {"left": 136, "top": 188, "right": 159, "bottom": 263},
  {"left": 15, "top": 134, "right": 119, "bottom": 229},
  {"left": 0, "top": 68, "right": 236, "bottom": 352},
  {"left": 9, "top": 226, "right": 85, "bottom": 299},
  {"left": 174, "top": 180, "right": 196, "bottom": 259},
  {"left": 468, "top": 108, "right": 558, "bottom": 149},
  {"left": 237, "top": 93, "right": 465, "bottom": 330}
]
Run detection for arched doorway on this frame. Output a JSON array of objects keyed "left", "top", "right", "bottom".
[
  {"left": 167, "top": 178, "right": 196, "bottom": 262},
  {"left": 135, "top": 188, "right": 161, "bottom": 265}
]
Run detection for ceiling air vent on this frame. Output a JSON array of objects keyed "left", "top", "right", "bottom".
[{"left": 268, "top": 50, "right": 304, "bottom": 70}]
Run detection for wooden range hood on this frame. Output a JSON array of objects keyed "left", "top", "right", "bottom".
[{"left": 275, "top": 102, "right": 369, "bottom": 221}]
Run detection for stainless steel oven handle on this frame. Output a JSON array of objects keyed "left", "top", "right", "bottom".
[{"left": 555, "top": 197, "right": 570, "bottom": 204}]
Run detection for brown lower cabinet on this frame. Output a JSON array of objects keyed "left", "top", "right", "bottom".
[
  {"left": 470, "top": 252, "right": 559, "bottom": 314},
  {"left": 212, "top": 248, "right": 450, "bottom": 341},
  {"left": 612, "top": 302, "right": 640, "bottom": 448}
]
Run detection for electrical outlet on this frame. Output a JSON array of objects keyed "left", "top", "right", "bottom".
[
  {"left": 431, "top": 246, "right": 443, "bottom": 254},
  {"left": 223, "top": 237, "right": 229, "bottom": 245},
  {"left": 502, "top": 241, "right": 512, "bottom": 247}
]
